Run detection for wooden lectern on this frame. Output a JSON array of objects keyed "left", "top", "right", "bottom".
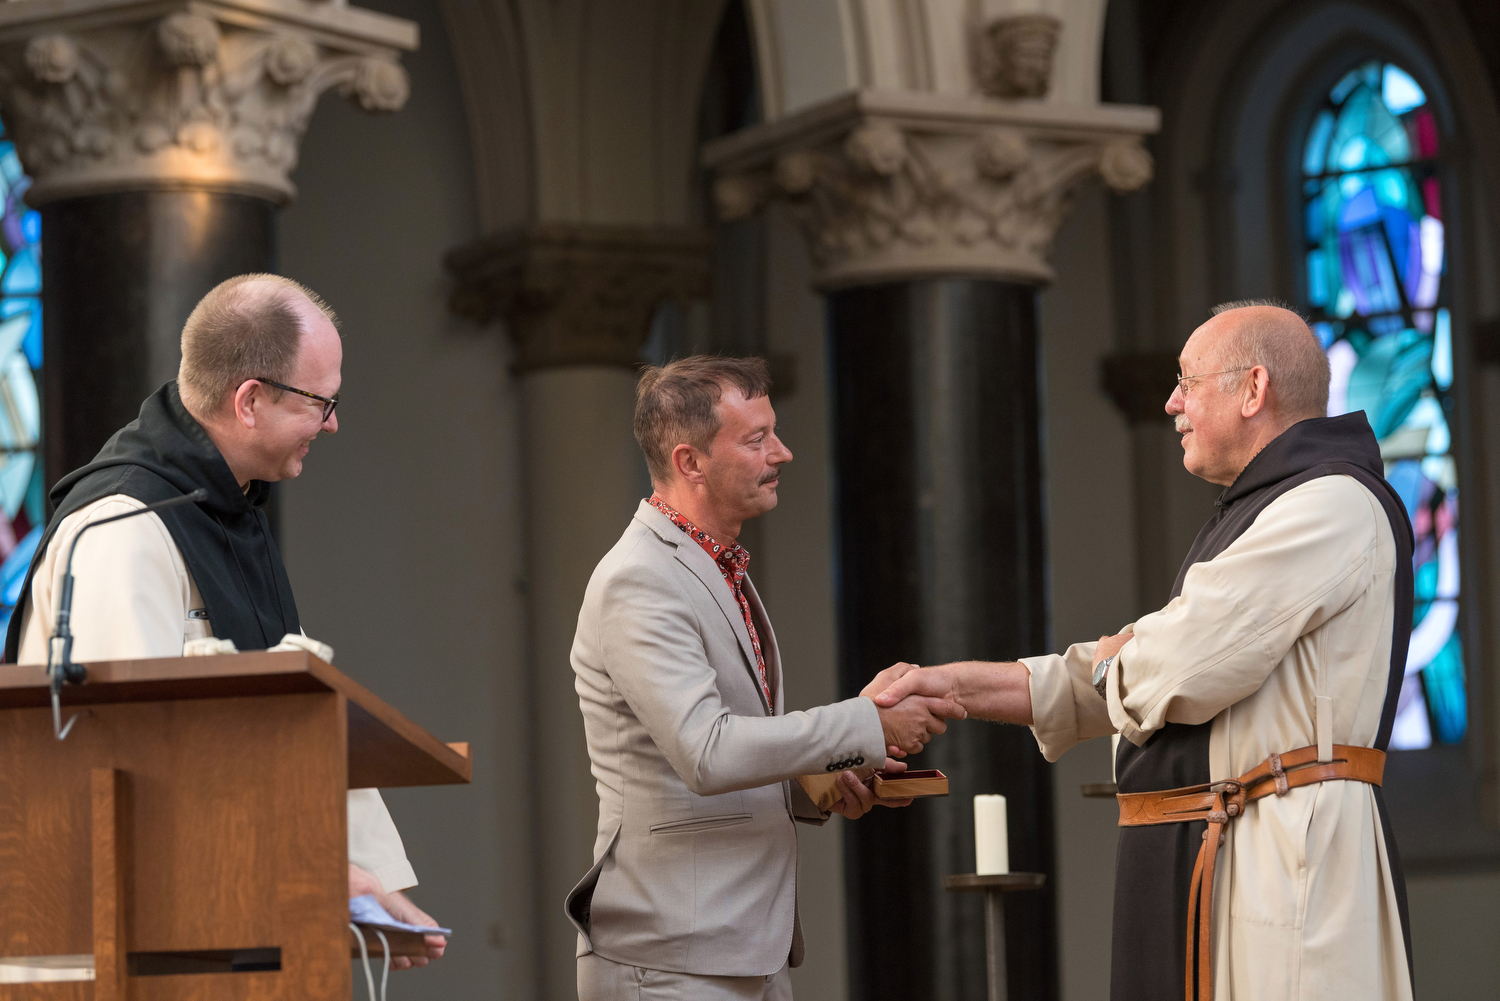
[{"left": 0, "top": 651, "right": 472, "bottom": 999}]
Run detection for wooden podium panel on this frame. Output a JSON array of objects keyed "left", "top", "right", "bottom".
[{"left": 0, "top": 652, "right": 470, "bottom": 1000}]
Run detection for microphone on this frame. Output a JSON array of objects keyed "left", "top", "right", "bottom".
[{"left": 47, "top": 488, "right": 209, "bottom": 739}]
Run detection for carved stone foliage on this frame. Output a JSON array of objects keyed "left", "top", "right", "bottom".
[
  {"left": 0, "top": 1, "right": 415, "bottom": 204},
  {"left": 979, "top": 14, "right": 1061, "bottom": 99},
  {"left": 705, "top": 94, "right": 1157, "bottom": 289},
  {"left": 446, "top": 224, "right": 712, "bottom": 372}
]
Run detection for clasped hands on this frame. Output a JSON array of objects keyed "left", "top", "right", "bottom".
[{"left": 823, "top": 664, "right": 966, "bottom": 820}]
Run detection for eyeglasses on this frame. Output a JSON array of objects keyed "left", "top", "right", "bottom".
[
  {"left": 255, "top": 378, "right": 339, "bottom": 422},
  {"left": 1176, "top": 367, "right": 1250, "bottom": 394}
]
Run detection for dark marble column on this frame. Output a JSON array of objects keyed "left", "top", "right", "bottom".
[
  {"left": 40, "top": 192, "right": 274, "bottom": 479},
  {"left": 828, "top": 278, "right": 1056, "bottom": 1001}
]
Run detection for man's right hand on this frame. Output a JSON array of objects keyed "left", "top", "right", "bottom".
[{"left": 871, "top": 685, "right": 965, "bottom": 756}]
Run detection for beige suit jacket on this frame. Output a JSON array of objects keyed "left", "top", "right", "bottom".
[{"left": 566, "top": 501, "right": 885, "bottom": 977}]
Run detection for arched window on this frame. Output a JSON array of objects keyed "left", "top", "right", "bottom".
[
  {"left": 0, "top": 121, "right": 43, "bottom": 637},
  {"left": 1300, "top": 60, "right": 1461, "bottom": 749}
]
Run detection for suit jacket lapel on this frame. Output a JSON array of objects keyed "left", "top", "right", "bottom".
[
  {"left": 742, "top": 575, "right": 780, "bottom": 715},
  {"left": 634, "top": 503, "right": 770, "bottom": 714}
]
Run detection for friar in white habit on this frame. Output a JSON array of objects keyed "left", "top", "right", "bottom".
[
  {"left": 4, "top": 274, "right": 447, "bottom": 969},
  {"left": 873, "top": 300, "right": 1414, "bottom": 1001}
]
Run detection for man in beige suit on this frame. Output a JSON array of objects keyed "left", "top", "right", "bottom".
[{"left": 567, "top": 356, "right": 963, "bottom": 1000}]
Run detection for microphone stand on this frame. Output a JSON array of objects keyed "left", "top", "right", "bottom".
[{"left": 47, "top": 488, "right": 208, "bottom": 740}]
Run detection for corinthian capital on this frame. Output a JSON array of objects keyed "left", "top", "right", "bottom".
[
  {"left": 0, "top": 0, "right": 417, "bottom": 204},
  {"left": 445, "top": 224, "right": 712, "bottom": 373},
  {"left": 704, "top": 90, "right": 1159, "bottom": 289}
]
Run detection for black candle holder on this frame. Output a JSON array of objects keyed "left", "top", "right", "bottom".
[{"left": 942, "top": 872, "right": 1047, "bottom": 1001}]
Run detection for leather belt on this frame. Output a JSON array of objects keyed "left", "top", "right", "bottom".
[{"left": 1115, "top": 743, "right": 1385, "bottom": 1001}]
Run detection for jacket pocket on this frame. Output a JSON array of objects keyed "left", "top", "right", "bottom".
[{"left": 648, "top": 813, "right": 752, "bottom": 835}]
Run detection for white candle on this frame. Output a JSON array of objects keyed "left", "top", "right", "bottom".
[{"left": 974, "top": 795, "right": 1009, "bottom": 875}]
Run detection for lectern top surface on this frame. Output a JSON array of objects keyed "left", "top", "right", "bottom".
[{"left": 0, "top": 651, "right": 471, "bottom": 788}]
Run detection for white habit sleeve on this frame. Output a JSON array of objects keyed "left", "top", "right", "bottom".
[
  {"left": 1022, "top": 640, "right": 1115, "bottom": 762},
  {"left": 1108, "top": 475, "right": 1382, "bottom": 745}
]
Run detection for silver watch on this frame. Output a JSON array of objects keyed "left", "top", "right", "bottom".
[{"left": 1092, "top": 655, "right": 1115, "bottom": 700}]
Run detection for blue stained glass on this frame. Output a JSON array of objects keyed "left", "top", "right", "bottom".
[
  {"left": 0, "top": 311, "right": 27, "bottom": 359},
  {"left": 0, "top": 523, "right": 40, "bottom": 607},
  {"left": 22, "top": 462, "right": 43, "bottom": 530},
  {"left": 1304, "top": 110, "right": 1335, "bottom": 175},
  {"left": 1374, "top": 169, "right": 1407, "bottom": 207},
  {"left": 1339, "top": 187, "right": 1379, "bottom": 230},
  {"left": 1383, "top": 64, "right": 1427, "bottom": 115},
  {"left": 1301, "top": 59, "right": 1462, "bottom": 748},
  {"left": 3, "top": 247, "right": 40, "bottom": 295},
  {"left": 2, "top": 353, "right": 39, "bottom": 445},
  {"left": 1387, "top": 459, "right": 1423, "bottom": 518},
  {"left": 1341, "top": 228, "right": 1400, "bottom": 314},
  {"left": 1423, "top": 634, "right": 1466, "bottom": 743},
  {"left": 20, "top": 306, "right": 38, "bottom": 371},
  {"left": 0, "top": 117, "right": 42, "bottom": 654},
  {"left": 1331, "top": 67, "right": 1364, "bottom": 104},
  {"left": 1307, "top": 252, "right": 1329, "bottom": 306},
  {"left": 0, "top": 453, "right": 33, "bottom": 520},
  {"left": 1306, "top": 191, "right": 1325, "bottom": 240},
  {"left": 1432, "top": 308, "right": 1453, "bottom": 388}
]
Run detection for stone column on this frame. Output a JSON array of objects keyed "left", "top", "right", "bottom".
[
  {"left": 0, "top": 0, "right": 416, "bottom": 477},
  {"left": 705, "top": 89, "right": 1156, "bottom": 1001},
  {"left": 447, "top": 223, "right": 711, "bottom": 1001}
]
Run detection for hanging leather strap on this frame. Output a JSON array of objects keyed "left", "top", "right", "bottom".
[{"left": 1115, "top": 744, "right": 1385, "bottom": 1001}]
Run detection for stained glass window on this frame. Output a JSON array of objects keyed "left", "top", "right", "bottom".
[
  {"left": 1301, "top": 60, "right": 1462, "bottom": 749},
  {"left": 0, "top": 120, "right": 44, "bottom": 640}
]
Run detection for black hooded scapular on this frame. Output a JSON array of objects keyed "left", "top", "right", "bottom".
[{"left": 4, "top": 381, "right": 299, "bottom": 662}]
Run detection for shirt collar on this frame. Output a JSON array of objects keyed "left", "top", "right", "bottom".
[{"left": 647, "top": 495, "right": 750, "bottom": 574}]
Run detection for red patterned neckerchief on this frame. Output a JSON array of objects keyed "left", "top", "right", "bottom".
[{"left": 647, "top": 495, "right": 771, "bottom": 709}]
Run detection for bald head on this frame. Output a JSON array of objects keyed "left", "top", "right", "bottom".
[
  {"left": 178, "top": 274, "right": 339, "bottom": 416},
  {"left": 1200, "top": 300, "right": 1329, "bottom": 422}
]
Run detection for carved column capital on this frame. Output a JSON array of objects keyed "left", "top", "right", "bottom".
[
  {"left": 445, "top": 223, "right": 712, "bottom": 373},
  {"left": 0, "top": 0, "right": 417, "bottom": 205},
  {"left": 704, "top": 90, "right": 1159, "bottom": 289}
]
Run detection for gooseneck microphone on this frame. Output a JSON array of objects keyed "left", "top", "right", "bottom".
[{"left": 47, "top": 488, "right": 209, "bottom": 739}]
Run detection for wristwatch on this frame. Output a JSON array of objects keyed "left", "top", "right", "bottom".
[{"left": 1092, "top": 655, "right": 1116, "bottom": 700}]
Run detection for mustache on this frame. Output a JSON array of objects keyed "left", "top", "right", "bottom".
[{"left": 1175, "top": 415, "right": 1193, "bottom": 433}]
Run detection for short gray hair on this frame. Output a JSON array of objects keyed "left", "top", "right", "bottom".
[
  {"left": 178, "top": 274, "right": 339, "bottom": 413},
  {"left": 1208, "top": 298, "right": 1329, "bottom": 418}
]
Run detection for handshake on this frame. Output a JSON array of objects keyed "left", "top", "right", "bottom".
[{"left": 860, "top": 662, "right": 968, "bottom": 758}]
